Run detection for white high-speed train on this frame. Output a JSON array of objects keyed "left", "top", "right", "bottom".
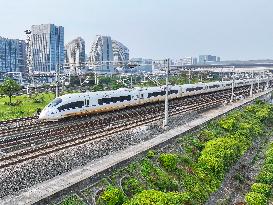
[{"left": 39, "top": 79, "right": 270, "bottom": 121}]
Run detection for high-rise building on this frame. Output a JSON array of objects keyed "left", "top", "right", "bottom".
[
  {"left": 65, "top": 37, "right": 85, "bottom": 73},
  {"left": 89, "top": 35, "right": 114, "bottom": 73},
  {"left": 180, "top": 57, "right": 198, "bottom": 65},
  {"left": 199, "top": 55, "right": 220, "bottom": 64},
  {"left": 89, "top": 35, "right": 130, "bottom": 73},
  {"left": 112, "top": 40, "right": 129, "bottom": 62},
  {"left": 30, "top": 24, "right": 64, "bottom": 74},
  {"left": 0, "top": 37, "right": 26, "bottom": 73}
]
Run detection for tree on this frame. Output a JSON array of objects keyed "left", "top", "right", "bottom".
[{"left": 0, "top": 78, "right": 21, "bottom": 104}]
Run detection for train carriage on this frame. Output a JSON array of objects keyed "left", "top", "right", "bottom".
[{"left": 39, "top": 77, "right": 272, "bottom": 121}]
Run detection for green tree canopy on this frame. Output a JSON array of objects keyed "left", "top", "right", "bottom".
[{"left": 0, "top": 78, "right": 21, "bottom": 104}]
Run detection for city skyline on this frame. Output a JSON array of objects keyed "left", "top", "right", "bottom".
[{"left": 1, "top": 0, "right": 273, "bottom": 60}]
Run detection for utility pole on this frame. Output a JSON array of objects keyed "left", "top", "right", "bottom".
[
  {"left": 55, "top": 63, "right": 59, "bottom": 98},
  {"left": 188, "top": 69, "right": 191, "bottom": 84},
  {"left": 231, "top": 66, "right": 235, "bottom": 102},
  {"left": 257, "top": 72, "right": 260, "bottom": 92},
  {"left": 24, "top": 29, "right": 33, "bottom": 95},
  {"left": 130, "top": 65, "right": 133, "bottom": 88},
  {"left": 266, "top": 71, "right": 269, "bottom": 90},
  {"left": 163, "top": 58, "right": 169, "bottom": 128},
  {"left": 221, "top": 68, "right": 224, "bottom": 82},
  {"left": 250, "top": 70, "right": 254, "bottom": 97}
]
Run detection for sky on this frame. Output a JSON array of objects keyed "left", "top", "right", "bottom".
[{"left": 1, "top": 0, "right": 273, "bottom": 60}]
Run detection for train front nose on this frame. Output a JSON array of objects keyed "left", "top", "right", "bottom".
[
  {"left": 39, "top": 108, "right": 49, "bottom": 120},
  {"left": 38, "top": 108, "right": 58, "bottom": 120}
]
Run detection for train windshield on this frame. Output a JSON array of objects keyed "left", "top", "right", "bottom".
[{"left": 48, "top": 98, "right": 62, "bottom": 107}]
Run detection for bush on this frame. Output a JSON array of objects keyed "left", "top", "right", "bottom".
[
  {"left": 256, "top": 171, "right": 273, "bottom": 184},
  {"left": 122, "top": 178, "right": 144, "bottom": 197},
  {"left": 140, "top": 159, "right": 178, "bottom": 192},
  {"left": 251, "top": 183, "right": 271, "bottom": 197},
  {"left": 146, "top": 150, "right": 156, "bottom": 158},
  {"left": 265, "top": 155, "right": 273, "bottom": 164},
  {"left": 218, "top": 117, "right": 236, "bottom": 131},
  {"left": 124, "top": 190, "right": 190, "bottom": 205},
  {"left": 245, "top": 192, "right": 267, "bottom": 205},
  {"left": 159, "top": 153, "right": 179, "bottom": 171},
  {"left": 262, "top": 163, "right": 273, "bottom": 173},
  {"left": 97, "top": 186, "right": 126, "bottom": 205},
  {"left": 197, "top": 137, "right": 243, "bottom": 178}
]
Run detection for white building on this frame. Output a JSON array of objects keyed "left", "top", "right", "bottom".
[
  {"left": 89, "top": 35, "right": 114, "bottom": 73},
  {"left": 65, "top": 37, "right": 85, "bottom": 74},
  {"left": 112, "top": 40, "right": 129, "bottom": 62},
  {"left": 89, "top": 35, "right": 130, "bottom": 74}
]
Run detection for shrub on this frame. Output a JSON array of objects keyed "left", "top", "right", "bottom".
[
  {"left": 251, "top": 183, "right": 271, "bottom": 197},
  {"left": 124, "top": 190, "right": 190, "bottom": 205},
  {"left": 159, "top": 153, "right": 179, "bottom": 171},
  {"left": 140, "top": 159, "right": 178, "bottom": 192},
  {"left": 245, "top": 192, "right": 267, "bottom": 205},
  {"left": 218, "top": 117, "right": 236, "bottom": 131},
  {"left": 262, "top": 163, "right": 273, "bottom": 173},
  {"left": 256, "top": 171, "right": 273, "bottom": 184},
  {"left": 97, "top": 186, "right": 126, "bottom": 205},
  {"left": 122, "top": 178, "right": 144, "bottom": 197},
  {"left": 199, "top": 129, "right": 216, "bottom": 141},
  {"left": 265, "top": 155, "right": 273, "bottom": 165},
  {"left": 146, "top": 150, "right": 156, "bottom": 158},
  {"left": 197, "top": 137, "right": 243, "bottom": 178}
]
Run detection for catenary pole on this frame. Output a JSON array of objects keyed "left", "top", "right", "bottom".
[{"left": 163, "top": 58, "right": 169, "bottom": 127}]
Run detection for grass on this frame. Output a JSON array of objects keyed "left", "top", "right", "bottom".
[{"left": 0, "top": 93, "right": 55, "bottom": 121}]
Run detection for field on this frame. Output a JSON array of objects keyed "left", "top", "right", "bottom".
[{"left": 0, "top": 93, "right": 55, "bottom": 121}]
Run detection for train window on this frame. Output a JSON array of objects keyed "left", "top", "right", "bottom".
[
  {"left": 123, "top": 95, "right": 131, "bottom": 101},
  {"left": 169, "top": 90, "right": 178, "bottom": 94},
  {"left": 98, "top": 95, "right": 131, "bottom": 105},
  {"left": 148, "top": 91, "right": 166, "bottom": 98},
  {"left": 57, "top": 101, "right": 84, "bottom": 111},
  {"left": 186, "top": 87, "right": 203, "bottom": 92},
  {"left": 111, "top": 97, "right": 119, "bottom": 103},
  {"left": 48, "top": 98, "right": 62, "bottom": 107},
  {"left": 209, "top": 85, "right": 220, "bottom": 89}
]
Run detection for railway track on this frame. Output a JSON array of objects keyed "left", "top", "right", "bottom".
[{"left": 0, "top": 86, "right": 263, "bottom": 169}]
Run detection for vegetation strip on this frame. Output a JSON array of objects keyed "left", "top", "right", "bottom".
[
  {"left": 244, "top": 142, "right": 273, "bottom": 204},
  {"left": 57, "top": 100, "right": 273, "bottom": 205}
]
